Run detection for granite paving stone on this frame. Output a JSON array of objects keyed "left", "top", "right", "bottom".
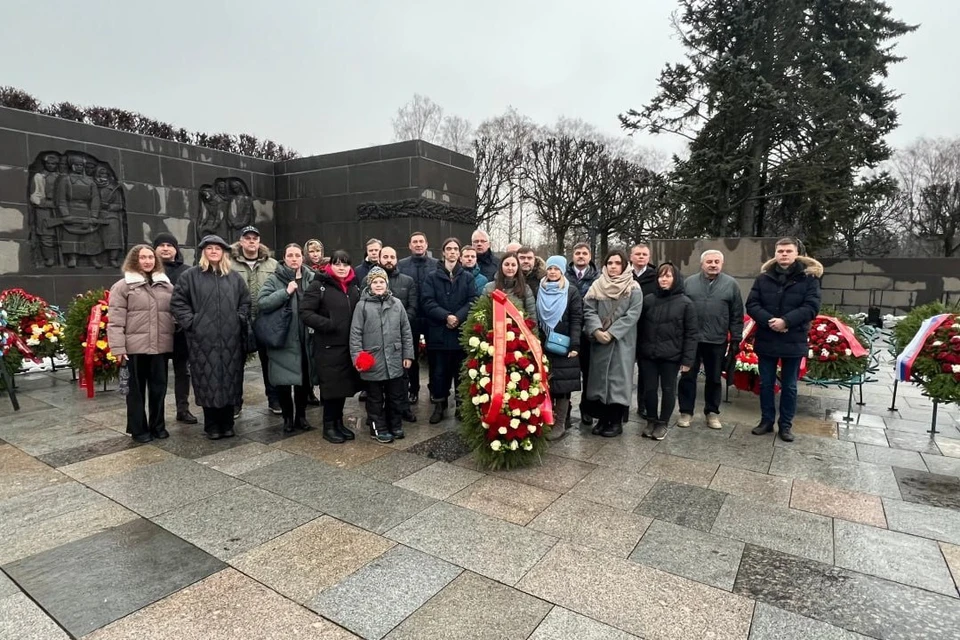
[
  {"left": 855, "top": 443, "right": 928, "bottom": 471},
  {"left": 206, "top": 448, "right": 293, "bottom": 477},
  {"left": 773, "top": 433, "right": 857, "bottom": 460},
  {"left": 922, "top": 452, "right": 960, "bottom": 478},
  {"left": 748, "top": 603, "right": 873, "bottom": 640},
  {"left": 639, "top": 453, "right": 720, "bottom": 487},
  {"left": 768, "top": 448, "right": 901, "bottom": 498},
  {"left": 193, "top": 442, "right": 275, "bottom": 468},
  {"left": 628, "top": 519, "right": 744, "bottom": 590},
  {"left": 708, "top": 465, "right": 793, "bottom": 506},
  {"left": 789, "top": 479, "right": 887, "bottom": 528},
  {"left": 0, "top": 570, "right": 17, "bottom": 598},
  {"left": 277, "top": 430, "right": 390, "bottom": 468},
  {"left": 230, "top": 516, "right": 395, "bottom": 603},
  {"left": 634, "top": 480, "right": 727, "bottom": 532},
  {"left": 883, "top": 498, "right": 960, "bottom": 545},
  {"left": 493, "top": 454, "right": 597, "bottom": 493},
  {"left": 243, "top": 455, "right": 436, "bottom": 534},
  {"left": 447, "top": 475, "right": 560, "bottom": 525},
  {"left": 0, "top": 444, "right": 69, "bottom": 500},
  {"left": 0, "top": 593, "right": 72, "bottom": 640},
  {"left": 527, "top": 607, "right": 639, "bottom": 640},
  {"left": 885, "top": 416, "right": 953, "bottom": 434},
  {"left": 892, "top": 466, "right": 960, "bottom": 510},
  {"left": 734, "top": 544, "right": 960, "bottom": 640},
  {"left": 355, "top": 451, "right": 435, "bottom": 483},
  {"left": 566, "top": 465, "right": 659, "bottom": 511},
  {"left": 310, "top": 545, "right": 462, "bottom": 640},
  {"left": 885, "top": 429, "right": 944, "bottom": 454},
  {"left": 393, "top": 461, "right": 483, "bottom": 499},
  {"left": 941, "top": 543, "right": 960, "bottom": 595},
  {"left": 87, "top": 457, "right": 241, "bottom": 517},
  {"left": 936, "top": 436, "right": 960, "bottom": 458},
  {"left": 712, "top": 494, "right": 834, "bottom": 563},
  {"left": 154, "top": 485, "right": 319, "bottom": 560},
  {"left": 2, "top": 422, "right": 129, "bottom": 457},
  {"left": 585, "top": 438, "right": 658, "bottom": 469},
  {"left": 35, "top": 434, "right": 141, "bottom": 468},
  {"left": 58, "top": 445, "right": 174, "bottom": 483},
  {"left": 834, "top": 519, "right": 956, "bottom": 597},
  {"left": 544, "top": 431, "right": 608, "bottom": 462},
  {"left": 3, "top": 518, "right": 225, "bottom": 638},
  {"left": 653, "top": 430, "right": 775, "bottom": 473},
  {"left": 398, "top": 429, "right": 473, "bottom": 462},
  {"left": 790, "top": 416, "right": 839, "bottom": 438},
  {"left": 528, "top": 495, "right": 652, "bottom": 557},
  {"left": 837, "top": 425, "right": 889, "bottom": 447},
  {"left": 829, "top": 410, "right": 886, "bottom": 428},
  {"left": 151, "top": 430, "right": 253, "bottom": 459},
  {"left": 516, "top": 542, "right": 754, "bottom": 640},
  {"left": 386, "top": 501, "right": 557, "bottom": 585},
  {"left": 85, "top": 568, "right": 359, "bottom": 640},
  {"left": 384, "top": 571, "right": 550, "bottom": 640}
]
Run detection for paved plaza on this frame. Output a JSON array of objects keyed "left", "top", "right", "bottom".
[{"left": 2, "top": 355, "right": 960, "bottom": 640}]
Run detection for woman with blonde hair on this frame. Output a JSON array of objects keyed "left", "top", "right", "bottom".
[
  {"left": 171, "top": 235, "right": 251, "bottom": 439},
  {"left": 108, "top": 244, "right": 175, "bottom": 442},
  {"left": 304, "top": 238, "right": 328, "bottom": 271}
]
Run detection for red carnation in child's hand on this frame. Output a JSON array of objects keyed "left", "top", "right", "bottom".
[{"left": 355, "top": 351, "right": 376, "bottom": 372}]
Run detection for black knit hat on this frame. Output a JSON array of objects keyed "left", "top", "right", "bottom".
[{"left": 152, "top": 232, "right": 179, "bottom": 250}]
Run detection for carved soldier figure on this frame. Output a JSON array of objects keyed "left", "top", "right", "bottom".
[
  {"left": 55, "top": 152, "right": 103, "bottom": 268},
  {"left": 29, "top": 152, "right": 61, "bottom": 266},
  {"left": 197, "top": 185, "right": 225, "bottom": 240},
  {"left": 227, "top": 178, "right": 254, "bottom": 233},
  {"left": 95, "top": 164, "right": 126, "bottom": 267}
]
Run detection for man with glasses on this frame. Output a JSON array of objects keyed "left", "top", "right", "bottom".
[{"left": 471, "top": 229, "right": 499, "bottom": 281}]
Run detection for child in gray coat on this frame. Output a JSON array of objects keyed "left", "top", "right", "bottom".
[{"left": 350, "top": 267, "right": 415, "bottom": 443}]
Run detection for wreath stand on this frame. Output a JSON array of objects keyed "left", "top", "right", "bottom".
[{"left": 801, "top": 325, "right": 881, "bottom": 423}]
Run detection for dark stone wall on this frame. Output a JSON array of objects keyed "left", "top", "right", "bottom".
[
  {"left": 274, "top": 140, "right": 476, "bottom": 258},
  {"left": 0, "top": 106, "right": 276, "bottom": 307},
  {"left": 0, "top": 106, "right": 478, "bottom": 309}
]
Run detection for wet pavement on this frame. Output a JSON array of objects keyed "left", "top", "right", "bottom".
[{"left": 1, "top": 355, "right": 959, "bottom": 639}]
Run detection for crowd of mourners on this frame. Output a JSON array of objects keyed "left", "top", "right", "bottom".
[{"left": 107, "top": 227, "right": 821, "bottom": 446}]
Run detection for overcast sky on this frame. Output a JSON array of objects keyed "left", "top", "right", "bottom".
[{"left": 2, "top": 0, "right": 957, "bottom": 159}]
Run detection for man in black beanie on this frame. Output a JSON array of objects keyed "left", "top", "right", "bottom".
[{"left": 153, "top": 232, "right": 196, "bottom": 424}]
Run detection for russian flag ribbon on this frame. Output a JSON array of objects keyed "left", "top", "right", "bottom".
[{"left": 897, "top": 313, "right": 953, "bottom": 382}]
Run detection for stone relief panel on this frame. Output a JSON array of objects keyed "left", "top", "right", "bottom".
[
  {"left": 196, "top": 177, "right": 255, "bottom": 244},
  {"left": 27, "top": 151, "right": 127, "bottom": 269}
]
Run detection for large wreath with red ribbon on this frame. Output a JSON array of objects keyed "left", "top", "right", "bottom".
[
  {"left": 898, "top": 313, "right": 960, "bottom": 405},
  {"left": 458, "top": 290, "right": 554, "bottom": 470},
  {"left": 64, "top": 289, "right": 119, "bottom": 394}
]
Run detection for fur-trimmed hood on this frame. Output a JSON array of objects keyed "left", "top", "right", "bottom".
[
  {"left": 123, "top": 271, "right": 172, "bottom": 286},
  {"left": 230, "top": 242, "right": 273, "bottom": 262},
  {"left": 760, "top": 255, "right": 823, "bottom": 279}
]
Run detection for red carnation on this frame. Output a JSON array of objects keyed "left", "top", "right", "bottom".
[
  {"left": 519, "top": 378, "right": 531, "bottom": 391},
  {"left": 518, "top": 357, "right": 531, "bottom": 369},
  {"left": 524, "top": 318, "right": 536, "bottom": 329},
  {"left": 355, "top": 351, "right": 376, "bottom": 372},
  {"left": 473, "top": 323, "right": 485, "bottom": 334},
  {"left": 467, "top": 358, "right": 479, "bottom": 370}
]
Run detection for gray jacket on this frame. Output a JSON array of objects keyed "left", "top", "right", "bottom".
[
  {"left": 349, "top": 289, "right": 415, "bottom": 382},
  {"left": 483, "top": 281, "right": 538, "bottom": 324},
  {"left": 684, "top": 272, "right": 744, "bottom": 345}
]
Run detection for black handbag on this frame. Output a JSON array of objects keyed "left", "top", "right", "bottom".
[
  {"left": 240, "top": 313, "right": 257, "bottom": 354},
  {"left": 253, "top": 301, "right": 292, "bottom": 350}
]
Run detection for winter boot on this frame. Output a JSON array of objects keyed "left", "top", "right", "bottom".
[
  {"left": 778, "top": 425, "right": 795, "bottom": 442},
  {"left": 323, "top": 420, "right": 345, "bottom": 444},
  {"left": 335, "top": 417, "right": 355, "bottom": 441},
  {"left": 429, "top": 401, "right": 447, "bottom": 424},
  {"left": 370, "top": 420, "right": 394, "bottom": 444}
]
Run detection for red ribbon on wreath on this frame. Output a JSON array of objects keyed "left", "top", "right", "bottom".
[
  {"left": 78, "top": 293, "right": 109, "bottom": 398},
  {"left": 484, "top": 290, "right": 554, "bottom": 427}
]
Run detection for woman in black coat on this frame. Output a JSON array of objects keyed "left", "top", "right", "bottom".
[
  {"left": 170, "top": 234, "right": 251, "bottom": 440},
  {"left": 637, "top": 263, "right": 698, "bottom": 441},
  {"left": 420, "top": 238, "right": 478, "bottom": 424},
  {"left": 299, "top": 249, "right": 361, "bottom": 444},
  {"left": 536, "top": 255, "right": 582, "bottom": 441}
]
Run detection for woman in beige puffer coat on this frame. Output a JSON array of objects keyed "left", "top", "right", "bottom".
[{"left": 107, "top": 244, "right": 175, "bottom": 443}]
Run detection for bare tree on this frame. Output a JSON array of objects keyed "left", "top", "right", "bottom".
[
  {"left": 474, "top": 135, "right": 521, "bottom": 228},
  {"left": 439, "top": 115, "right": 474, "bottom": 155},
  {"left": 894, "top": 137, "right": 960, "bottom": 256},
  {"left": 392, "top": 94, "right": 444, "bottom": 142},
  {"left": 521, "top": 136, "right": 604, "bottom": 254},
  {"left": 827, "top": 186, "right": 906, "bottom": 258}
]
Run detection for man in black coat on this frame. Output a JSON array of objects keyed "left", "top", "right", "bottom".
[
  {"left": 397, "top": 231, "right": 438, "bottom": 404},
  {"left": 518, "top": 246, "right": 545, "bottom": 300},
  {"left": 471, "top": 229, "right": 499, "bottom": 281},
  {"left": 380, "top": 245, "right": 418, "bottom": 422},
  {"left": 746, "top": 238, "right": 822, "bottom": 442},
  {"left": 354, "top": 237, "right": 382, "bottom": 282},
  {"left": 153, "top": 232, "right": 195, "bottom": 424},
  {"left": 566, "top": 242, "right": 600, "bottom": 425},
  {"left": 630, "top": 243, "right": 658, "bottom": 419}
]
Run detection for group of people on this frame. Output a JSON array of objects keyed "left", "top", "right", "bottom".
[{"left": 106, "top": 225, "right": 821, "bottom": 447}]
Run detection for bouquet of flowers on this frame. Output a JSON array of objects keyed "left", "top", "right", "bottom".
[
  {"left": 900, "top": 314, "right": 960, "bottom": 405},
  {"left": 732, "top": 315, "right": 807, "bottom": 394},
  {"left": 804, "top": 315, "right": 869, "bottom": 381},
  {"left": 458, "top": 291, "right": 553, "bottom": 470},
  {"left": 64, "top": 289, "right": 120, "bottom": 385},
  {"left": 0, "top": 288, "right": 65, "bottom": 362},
  {"left": 0, "top": 309, "right": 24, "bottom": 384}
]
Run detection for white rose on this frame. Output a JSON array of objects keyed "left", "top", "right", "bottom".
[
  {"left": 480, "top": 365, "right": 488, "bottom": 375},
  {"left": 844, "top": 349, "right": 852, "bottom": 356},
  {"left": 808, "top": 349, "right": 814, "bottom": 358},
  {"left": 507, "top": 381, "right": 517, "bottom": 391},
  {"left": 526, "top": 364, "right": 535, "bottom": 373},
  {"left": 953, "top": 365, "right": 960, "bottom": 374},
  {"left": 468, "top": 336, "right": 480, "bottom": 348},
  {"left": 481, "top": 422, "right": 490, "bottom": 428},
  {"left": 514, "top": 351, "right": 523, "bottom": 360},
  {"left": 468, "top": 369, "right": 478, "bottom": 380},
  {"left": 490, "top": 440, "right": 502, "bottom": 451},
  {"left": 530, "top": 387, "right": 540, "bottom": 396},
  {"left": 488, "top": 346, "right": 496, "bottom": 356},
  {"left": 478, "top": 394, "right": 490, "bottom": 403},
  {"left": 480, "top": 341, "right": 489, "bottom": 351},
  {"left": 512, "top": 408, "right": 522, "bottom": 416},
  {"left": 506, "top": 331, "right": 516, "bottom": 341},
  {"left": 817, "top": 324, "right": 827, "bottom": 331},
  {"left": 510, "top": 372, "right": 522, "bottom": 383},
  {"left": 479, "top": 377, "right": 490, "bottom": 388},
  {"left": 820, "top": 349, "right": 830, "bottom": 357},
  {"left": 527, "top": 424, "right": 536, "bottom": 433},
  {"left": 932, "top": 340, "right": 943, "bottom": 347},
  {"left": 471, "top": 396, "right": 482, "bottom": 405},
  {"left": 533, "top": 373, "right": 542, "bottom": 382},
  {"left": 510, "top": 418, "right": 520, "bottom": 429},
  {"left": 523, "top": 440, "right": 533, "bottom": 451},
  {"left": 520, "top": 391, "right": 529, "bottom": 401},
  {"left": 521, "top": 410, "right": 531, "bottom": 420},
  {"left": 532, "top": 407, "right": 541, "bottom": 416},
  {"left": 498, "top": 427, "right": 507, "bottom": 435},
  {"left": 509, "top": 440, "right": 519, "bottom": 450}
]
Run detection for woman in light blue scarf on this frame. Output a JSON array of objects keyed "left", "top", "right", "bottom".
[{"left": 537, "top": 255, "right": 583, "bottom": 440}]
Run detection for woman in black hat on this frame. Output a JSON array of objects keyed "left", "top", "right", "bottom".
[{"left": 170, "top": 234, "right": 251, "bottom": 439}]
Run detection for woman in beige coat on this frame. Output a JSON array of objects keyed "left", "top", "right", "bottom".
[{"left": 108, "top": 244, "right": 175, "bottom": 442}]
